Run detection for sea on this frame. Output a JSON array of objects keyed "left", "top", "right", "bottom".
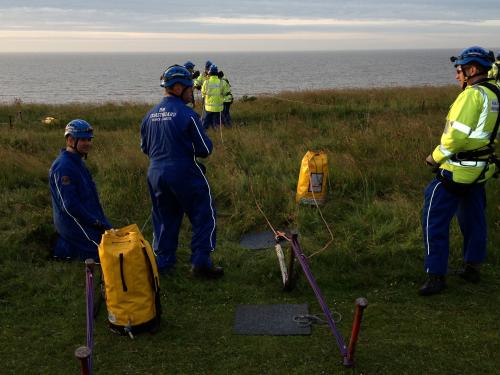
[{"left": 0, "top": 49, "right": 482, "bottom": 104}]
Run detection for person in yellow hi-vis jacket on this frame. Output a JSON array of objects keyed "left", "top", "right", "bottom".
[
  {"left": 488, "top": 52, "right": 500, "bottom": 82},
  {"left": 218, "top": 70, "right": 233, "bottom": 127},
  {"left": 201, "top": 64, "right": 229, "bottom": 129},
  {"left": 420, "top": 46, "right": 500, "bottom": 296}
]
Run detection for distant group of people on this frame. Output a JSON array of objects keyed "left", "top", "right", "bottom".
[
  {"left": 180, "top": 60, "right": 233, "bottom": 129},
  {"left": 49, "top": 46, "right": 500, "bottom": 294}
]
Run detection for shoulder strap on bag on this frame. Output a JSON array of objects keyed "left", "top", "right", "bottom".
[{"left": 141, "top": 243, "right": 162, "bottom": 321}]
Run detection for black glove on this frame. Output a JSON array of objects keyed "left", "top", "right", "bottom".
[
  {"left": 90, "top": 221, "right": 108, "bottom": 234},
  {"left": 192, "top": 70, "right": 200, "bottom": 79}
]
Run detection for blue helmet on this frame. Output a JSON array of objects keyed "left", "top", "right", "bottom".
[
  {"left": 184, "top": 60, "right": 195, "bottom": 70},
  {"left": 450, "top": 46, "right": 494, "bottom": 68},
  {"left": 64, "top": 119, "right": 94, "bottom": 139},
  {"left": 208, "top": 64, "right": 218, "bottom": 75},
  {"left": 161, "top": 65, "right": 193, "bottom": 88},
  {"left": 205, "top": 60, "right": 213, "bottom": 70}
]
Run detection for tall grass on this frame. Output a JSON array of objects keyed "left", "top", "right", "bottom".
[{"left": 1, "top": 87, "right": 499, "bottom": 374}]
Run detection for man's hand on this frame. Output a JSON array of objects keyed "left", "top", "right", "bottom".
[
  {"left": 425, "top": 154, "right": 438, "bottom": 167},
  {"left": 425, "top": 154, "right": 440, "bottom": 173}
]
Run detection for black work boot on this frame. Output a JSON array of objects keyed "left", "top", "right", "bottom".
[
  {"left": 191, "top": 264, "right": 224, "bottom": 279},
  {"left": 458, "top": 263, "right": 481, "bottom": 283},
  {"left": 418, "top": 274, "right": 446, "bottom": 296}
]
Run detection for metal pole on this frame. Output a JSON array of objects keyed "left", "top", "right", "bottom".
[
  {"left": 85, "top": 259, "right": 95, "bottom": 375},
  {"left": 290, "top": 234, "right": 348, "bottom": 358},
  {"left": 344, "top": 297, "right": 369, "bottom": 367},
  {"left": 75, "top": 346, "right": 91, "bottom": 375}
]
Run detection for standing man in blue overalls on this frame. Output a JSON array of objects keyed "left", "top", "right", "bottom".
[
  {"left": 420, "top": 46, "right": 499, "bottom": 296},
  {"left": 49, "top": 119, "right": 112, "bottom": 261},
  {"left": 141, "top": 65, "right": 223, "bottom": 278}
]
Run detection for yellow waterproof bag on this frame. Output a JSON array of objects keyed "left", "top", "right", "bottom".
[
  {"left": 296, "top": 150, "right": 329, "bottom": 205},
  {"left": 98, "top": 224, "right": 161, "bottom": 336}
]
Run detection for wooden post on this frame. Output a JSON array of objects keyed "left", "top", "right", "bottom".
[
  {"left": 9, "top": 115, "right": 13, "bottom": 129},
  {"left": 283, "top": 244, "right": 296, "bottom": 291}
]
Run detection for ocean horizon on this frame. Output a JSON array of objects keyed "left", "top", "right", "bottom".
[{"left": 0, "top": 49, "right": 491, "bottom": 104}]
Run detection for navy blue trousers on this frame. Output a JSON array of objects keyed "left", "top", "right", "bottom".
[
  {"left": 422, "top": 172, "right": 487, "bottom": 275},
  {"left": 147, "top": 161, "right": 216, "bottom": 271},
  {"left": 202, "top": 111, "right": 223, "bottom": 130}
]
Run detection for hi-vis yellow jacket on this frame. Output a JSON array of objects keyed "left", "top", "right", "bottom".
[
  {"left": 194, "top": 73, "right": 207, "bottom": 90},
  {"left": 202, "top": 75, "right": 229, "bottom": 112},
  {"left": 432, "top": 79, "right": 500, "bottom": 183},
  {"left": 488, "top": 61, "right": 500, "bottom": 82}
]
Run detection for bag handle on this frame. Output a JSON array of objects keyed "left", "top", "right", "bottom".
[
  {"left": 119, "top": 253, "right": 128, "bottom": 292},
  {"left": 141, "top": 243, "right": 162, "bottom": 320}
]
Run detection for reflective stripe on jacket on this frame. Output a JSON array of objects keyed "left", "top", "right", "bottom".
[{"left": 432, "top": 79, "right": 500, "bottom": 183}]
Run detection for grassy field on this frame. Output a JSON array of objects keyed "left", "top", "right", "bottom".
[{"left": 1, "top": 87, "right": 499, "bottom": 374}]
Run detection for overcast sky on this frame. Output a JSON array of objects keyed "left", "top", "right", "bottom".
[{"left": 1, "top": 1, "right": 499, "bottom": 52}]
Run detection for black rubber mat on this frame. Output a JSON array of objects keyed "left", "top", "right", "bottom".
[
  {"left": 239, "top": 230, "right": 276, "bottom": 250},
  {"left": 234, "top": 304, "right": 311, "bottom": 335}
]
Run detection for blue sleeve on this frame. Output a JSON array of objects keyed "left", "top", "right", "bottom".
[
  {"left": 188, "top": 113, "right": 213, "bottom": 158},
  {"left": 51, "top": 167, "right": 103, "bottom": 226}
]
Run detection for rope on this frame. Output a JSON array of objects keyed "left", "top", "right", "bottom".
[
  {"left": 249, "top": 181, "right": 279, "bottom": 238},
  {"left": 209, "top": 98, "right": 332, "bottom": 258},
  {"left": 307, "top": 174, "right": 334, "bottom": 259},
  {"left": 218, "top": 111, "right": 224, "bottom": 145},
  {"left": 293, "top": 311, "right": 342, "bottom": 327},
  {"left": 260, "top": 94, "right": 336, "bottom": 108},
  {"left": 141, "top": 213, "right": 151, "bottom": 233}
]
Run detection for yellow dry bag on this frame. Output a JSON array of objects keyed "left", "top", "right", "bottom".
[
  {"left": 98, "top": 224, "right": 161, "bottom": 336},
  {"left": 295, "top": 150, "right": 329, "bottom": 205}
]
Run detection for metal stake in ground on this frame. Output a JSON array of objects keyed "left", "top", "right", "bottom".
[
  {"left": 75, "top": 346, "right": 91, "bottom": 375},
  {"left": 85, "top": 259, "right": 95, "bottom": 374},
  {"left": 345, "top": 297, "right": 369, "bottom": 367}
]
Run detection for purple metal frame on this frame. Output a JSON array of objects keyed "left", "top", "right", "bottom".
[{"left": 290, "top": 235, "right": 348, "bottom": 358}]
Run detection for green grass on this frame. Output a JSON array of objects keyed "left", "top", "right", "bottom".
[{"left": 1, "top": 87, "right": 499, "bottom": 374}]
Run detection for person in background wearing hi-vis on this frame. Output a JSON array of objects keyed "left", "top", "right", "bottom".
[
  {"left": 201, "top": 64, "right": 229, "bottom": 129},
  {"left": 194, "top": 60, "right": 213, "bottom": 91},
  {"left": 194, "top": 60, "right": 213, "bottom": 117},
  {"left": 183, "top": 60, "right": 199, "bottom": 108},
  {"left": 218, "top": 70, "right": 233, "bottom": 127},
  {"left": 488, "top": 53, "right": 500, "bottom": 82},
  {"left": 49, "top": 119, "right": 112, "bottom": 261},
  {"left": 420, "top": 46, "right": 500, "bottom": 296},
  {"left": 140, "top": 65, "right": 223, "bottom": 279}
]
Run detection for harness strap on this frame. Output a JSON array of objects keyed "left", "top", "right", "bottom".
[
  {"left": 449, "top": 82, "right": 500, "bottom": 164},
  {"left": 456, "top": 82, "right": 500, "bottom": 182}
]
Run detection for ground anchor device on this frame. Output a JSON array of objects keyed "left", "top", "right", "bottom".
[
  {"left": 289, "top": 234, "right": 368, "bottom": 367},
  {"left": 75, "top": 259, "right": 96, "bottom": 375},
  {"left": 239, "top": 230, "right": 368, "bottom": 366}
]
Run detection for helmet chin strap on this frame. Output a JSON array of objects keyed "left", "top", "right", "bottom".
[
  {"left": 69, "top": 138, "right": 88, "bottom": 159},
  {"left": 169, "top": 85, "right": 194, "bottom": 106},
  {"left": 461, "top": 67, "right": 487, "bottom": 90}
]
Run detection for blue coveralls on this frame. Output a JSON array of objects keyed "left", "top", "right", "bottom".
[
  {"left": 49, "top": 150, "right": 111, "bottom": 260},
  {"left": 140, "top": 95, "right": 216, "bottom": 272},
  {"left": 422, "top": 170, "right": 487, "bottom": 275}
]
